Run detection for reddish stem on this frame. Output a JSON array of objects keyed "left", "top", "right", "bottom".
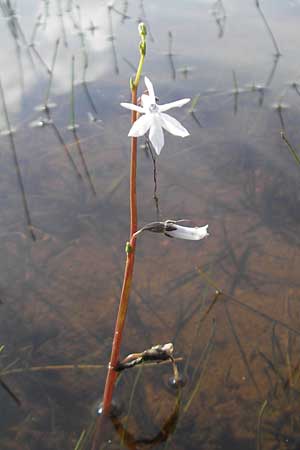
[{"left": 91, "top": 88, "right": 138, "bottom": 449}]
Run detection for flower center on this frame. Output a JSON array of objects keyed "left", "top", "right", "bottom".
[{"left": 149, "top": 103, "right": 158, "bottom": 113}]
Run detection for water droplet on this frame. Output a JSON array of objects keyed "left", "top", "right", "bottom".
[
  {"left": 67, "top": 124, "right": 79, "bottom": 131},
  {"left": 29, "top": 118, "right": 52, "bottom": 128},
  {"left": 96, "top": 399, "right": 123, "bottom": 418},
  {"left": 35, "top": 102, "right": 57, "bottom": 112},
  {"left": 0, "top": 128, "right": 16, "bottom": 136},
  {"left": 168, "top": 374, "right": 187, "bottom": 390}
]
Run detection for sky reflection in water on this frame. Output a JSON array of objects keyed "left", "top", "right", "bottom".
[{"left": 1, "top": 1, "right": 300, "bottom": 449}]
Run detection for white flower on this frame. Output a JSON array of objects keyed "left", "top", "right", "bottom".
[
  {"left": 134, "top": 220, "right": 209, "bottom": 241},
  {"left": 164, "top": 222, "right": 209, "bottom": 241},
  {"left": 120, "top": 77, "right": 190, "bottom": 155}
]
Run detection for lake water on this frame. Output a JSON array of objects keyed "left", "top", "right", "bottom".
[{"left": 1, "top": 0, "right": 300, "bottom": 449}]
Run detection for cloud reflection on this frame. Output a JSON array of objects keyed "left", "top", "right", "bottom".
[{"left": 0, "top": 0, "right": 111, "bottom": 124}]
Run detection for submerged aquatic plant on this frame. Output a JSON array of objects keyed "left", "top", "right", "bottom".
[
  {"left": 0, "top": 345, "right": 21, "bottom": 407},
  {"left": 92, "top": 21, "right": 209, "bottom": 449}
]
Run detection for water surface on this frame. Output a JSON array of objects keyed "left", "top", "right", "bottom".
[{"left": 1, "top": 1, "right": 300, "bottom": 449}]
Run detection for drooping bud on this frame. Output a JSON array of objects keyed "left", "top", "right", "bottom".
[
  {"left": 164, "top": 222, "right": 209, "bottom": 240},
  {"left": 160, "top": 343, "right": 174, "bottom": 356},
  {"left": 132, "top": 220, "right": 209, "bottom": 241}
]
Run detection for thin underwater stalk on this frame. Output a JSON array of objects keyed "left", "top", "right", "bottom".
[
  {"left": 69, "top": 55, "right": 77, "bottom": 130},
  {"left": 0, "top": 79, "right": 36, "bottom": 241},
  {"left": 223, "top": 300, "right": 262, "bottom": 398},
  {"left": 255, "top": 0, "right": 281, "bottom": 57},
  {"left": 197, "top": 268, "right": 300, "bottom": 339},
  {"left": 72, "top": 129, "right": 97, "bottom": 195},
  {"left": 184, "top": 288, "right": 221, "bottom": 381},
  {"left": 1, "top": 364, "right": 105, "bottom": 376},
  {"left": 31, "top": 44, "right": 51, "bottom": 75},
  {"left": 74, "top": 430, "right": 86, "bottom": 450},
  {"left": 91, "top": 23, "right": 147, "bottom": 449},
  {"left": 256, "top": 399, "right": 268, "bottom": 450},
  {"left": 183, "top": 320, "right": 216, "bottom": 414},
  {"left": 30, "top": 13, "right": 42, "bottom": 46},
  {"left": 281, "top": 131, "right": 300, "bottom": 167},
  {"left": 44, "top": 38, "right": 60, "bottom": 108},
  {"left": 232, "top": 69, "right": 239, "bottom": 115},
  {"left": 0, "top": 376, "right": 21, "bottom": 406},
  {"left": 107, "top": 4, "right": 120, "bottom": 75},
  {"left": 167, "top": 31, "right": 176, "bottom": 80},
  {"left": 120, "top": 365, "right": 143, "bottom": 447},
  {"left": 46, "top": 110, "right": 83, "bottom": 180},
  {"left": 0, "top": 358, "right": 178, "bottom": 377}
]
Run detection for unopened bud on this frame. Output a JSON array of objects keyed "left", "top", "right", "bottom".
[
  {"left": 161, "top": 343, "right": 174, "bottom": 355},
  {"left": 138, "top": 22, "right": 147, "bottom": 38},
  {"left": 139, "top": 40, "right": 146, "bottom": 56}
]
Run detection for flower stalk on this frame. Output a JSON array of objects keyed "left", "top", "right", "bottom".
[
  {"left": 91, "top": 20, "right": 209, "bottom": 449},
  {"left": 91, "top": 24, "right": 147, "bottom": 449},
  {"left": 100, "top": 72, "right": 140, "bottom": 415}
]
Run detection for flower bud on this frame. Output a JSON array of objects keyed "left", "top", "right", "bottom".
[
  {"left": 164, "top": 223, "right": 209, "bottom": 240},
  {"left": 161, "top": 343, "right": 174, "bottom": 355},
  {"left": 138, "top": 22, "right": 147, "bottom": 38},
  {"left": 139, "top": 41, "right": 146, "bottom": 56}
]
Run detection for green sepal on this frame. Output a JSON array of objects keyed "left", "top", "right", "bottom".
[{"left": 130, "top": 76, "right": 135, "bottom": 91}]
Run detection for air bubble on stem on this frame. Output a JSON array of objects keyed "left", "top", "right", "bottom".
[
  {"left": 96, "top": 399, "right": 123, "bottom": 418},
  {"left": 168, "top": 373, "right": 187, "bottom": 390}
]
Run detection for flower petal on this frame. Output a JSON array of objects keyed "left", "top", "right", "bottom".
[
  {"left": 159, "top": 98, "right": 190, "bottom": 112},
  {"left": 120, "top": 102, "right": 145, "bottom": 114},
  {"left": 141, "top": 94, "right": 152, "bottom": 109},
  {"left": 165, "top": 224, "right": 209, "bottom": 240},
  {"left": 149, "top": 115, "right": 164, "bottom": 155},
  {"left": 128, "top": 114, "right": 152, "bottom": 137},
  {"left": 160, "top": 113, "right": 189, "bottom": 137},
  {"left": 144, "top": 77, "right": 156, "bottom": 103}
]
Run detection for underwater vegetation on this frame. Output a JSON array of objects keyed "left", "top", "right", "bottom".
[{"left": 1, "top": 0, "right": 300, "bottom": 449}]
